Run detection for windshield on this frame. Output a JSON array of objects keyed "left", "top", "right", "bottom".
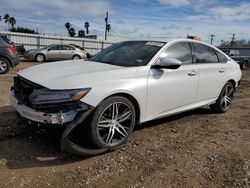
[{"left": 91, "top": 41, "right": 165, "bottom": 67}]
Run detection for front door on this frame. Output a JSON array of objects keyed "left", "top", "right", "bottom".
[{"left": 146, "top": 42, "right": 199, "bottom": 120}]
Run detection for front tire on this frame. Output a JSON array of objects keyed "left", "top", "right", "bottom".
[
  {"left": 0, "top": 57, "right": 10, "bottom": 74},
  {"left": 210, "top": 82, "right": 235, "bottom": 113},
  {"left": 35, "top": 54, "right": 45, "bottom": 62},
  {"left": 88, "top": 96, "right": 136, "bottom": 149}
]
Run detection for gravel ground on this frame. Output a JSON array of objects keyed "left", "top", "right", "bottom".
[{"left": 0, "top": 61, "right": 249, "bottom": 187}]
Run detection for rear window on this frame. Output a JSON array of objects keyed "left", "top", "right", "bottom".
[
  {"left": 193, "top": 43, "right": 219, "bottom": 63},
  {"left": 1, "top": 36, "right": 12, "bottom": 44},
  {"left": 216, "top": 51, "right": 228, "bottom": 63}
]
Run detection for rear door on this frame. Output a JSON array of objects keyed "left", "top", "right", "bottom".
[
  {"left": 192, "top": 42, "right": 226, "bottom": 102},
  {"left": 46, "top": 45, "right": 63, "bottom": 61},
  {"left": 62, "top": 45, "right": 75, "bottom": 60}
]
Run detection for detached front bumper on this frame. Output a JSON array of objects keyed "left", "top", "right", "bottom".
[
  {"left": 10, "top": 91, "right": 107, "bottom": 156},
  {"left": 10, "top": 91, "right": 78, "bottom": 124}
]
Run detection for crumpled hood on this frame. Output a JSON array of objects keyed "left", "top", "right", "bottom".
[{"left": 18, "top": 60, "right": 137, "bottom": 89}]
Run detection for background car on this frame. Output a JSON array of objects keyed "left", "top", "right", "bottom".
[
  {"left": 219, "top": 47, "right": 250, "bottom": 69},
  {"left": 10, "top": 39, "right": 241, "bottom": 156},
  {"left": 0, "top": 35, "right": 19, "bottom": 74},
  {"left": 24, "top": 44, "right": 88, "bottom": 62}
]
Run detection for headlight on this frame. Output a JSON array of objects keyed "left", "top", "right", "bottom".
[{"left": 28, "top": 88, "right": 91, "bottom": 105}]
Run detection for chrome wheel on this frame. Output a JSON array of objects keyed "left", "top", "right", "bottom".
[
  {"left": 0, "top": 60, "right": 8, "bottom": 73},
  {"left": 220, "top": 84, "right": 234, "bottom": 111},
  {"left": 97, "top": 102, "right": 133, "bottom": 147}
]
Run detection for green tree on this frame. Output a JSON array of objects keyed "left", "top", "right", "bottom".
[
  {"left": 9, "top": 17, "right": 16, "bottom": 28},
  {"left": 3, "top": 14, "right": 10, "bottom": 30},
  {"left": 84, "top": 21, "right": 89, "bottom": 34},
  {"left": 78, "top": 30, "right": 85, "bottom": 37},
  {"left": 69, "top": 27, "right": 75, "bottom": 37}
]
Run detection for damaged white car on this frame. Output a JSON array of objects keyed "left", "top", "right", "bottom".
[{"left": 10, "top": 39, "right": 242, "bottom": 156}]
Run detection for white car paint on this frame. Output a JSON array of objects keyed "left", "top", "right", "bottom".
[{"left": 17, "top": 39, "right": 242, "bottom": 123}]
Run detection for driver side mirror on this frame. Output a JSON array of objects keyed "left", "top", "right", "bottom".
[{"left": 151, "top": 57, "right": 182, "bottom": 69}]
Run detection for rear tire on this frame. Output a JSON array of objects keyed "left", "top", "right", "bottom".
[
  {"left": 88, "top": 96, "right": 136, "bottom": 149},
  {"left": 0, "top": 57, "right": 11, "bottom": 74},
  {"left": 72, "top": 55, "right": 81, "bottom": 60},
  {"left": 210, "top": 82, "right": 235, "bottom": 113},
  {"left": 241, "top": 62, "right": 247, "bottom": 70}
]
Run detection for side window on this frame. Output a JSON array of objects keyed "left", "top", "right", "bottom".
[
  {"left": 164, "top": 42, "right": 193, "bottom": 64},
  {"left": 63, "top": 45, "right": 74, "bottom": 50},
  {"left": 216, "top": 51, "right": 228, "bottom": 63},
  {"left": 194, "top": 43, "right": 219, "bottom": 63},
  {"left": 49, "top": 45, "right": 62, "bottom": 51}
]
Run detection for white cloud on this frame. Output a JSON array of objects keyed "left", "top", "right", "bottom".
[
  {"left": 159, "top": 0, "right": 190, "bottom": 7},
  {"left": 210, "top": 2, "right": 250, "bottom": 21}
]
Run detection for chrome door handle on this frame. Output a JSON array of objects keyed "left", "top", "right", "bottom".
[
  {"left": 188, "top": 70, "right": 197, "bottom": 76},
  {"left": 219, "top": 68, "right": 225, "bottom": 73}
]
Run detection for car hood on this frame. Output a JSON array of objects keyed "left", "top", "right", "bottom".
[{"left": 18, "top": 60, "right": 138, "bottom": 89}]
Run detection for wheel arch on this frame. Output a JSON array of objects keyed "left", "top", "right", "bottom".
[
  {"left": 102, "top": 92, "right": 141, "bottom": 124},
  {"left": 72, "top": 54, "right": 81, "bottom": 59},
  {"left": 227, "top": 79, "right": 236, "bottom": 89}
]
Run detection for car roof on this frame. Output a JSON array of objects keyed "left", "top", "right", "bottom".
[{"left": 125, "top": 38, "right": 208, "bottom": 45}]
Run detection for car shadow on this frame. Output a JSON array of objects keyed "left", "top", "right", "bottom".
[{"left": 0, "top": 105, "right": 214, "bottom": 169}]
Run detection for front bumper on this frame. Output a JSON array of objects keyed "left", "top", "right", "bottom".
[
  {"left": 10, "top": 91, "right": 78, "bottom": 124},
  {"left": 10, "top": 91, "right": 108, "bottom": 156}
]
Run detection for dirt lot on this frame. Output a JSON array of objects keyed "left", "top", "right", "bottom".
[{"left": 0, "top": 62, "right": 249, "bottom": 188}]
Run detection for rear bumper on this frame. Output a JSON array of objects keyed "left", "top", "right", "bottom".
[
  {"left": 10, "top": 91, "right": 78, "bottom": 124},
  {"left": 10, "top": 56, "right": 20, "bottom": 67}
]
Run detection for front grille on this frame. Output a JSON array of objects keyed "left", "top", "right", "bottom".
[{"left": 11, "top": 76, "right": 43, "bottom": 106}]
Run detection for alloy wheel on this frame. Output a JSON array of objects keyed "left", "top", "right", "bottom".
[
  {"left": 36, "top": 54, "right": 44, "bottom": 62},
  {"left": 220, "top": 84, "right": 234, "bottom": 111},
  {"left": 97, "top": 102, "right": 133, "bottom": 147},
  {"left": 0, "top": 60, "right": 8, "bottom": 73}
]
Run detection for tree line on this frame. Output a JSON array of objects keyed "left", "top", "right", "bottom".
[
  {"left": 0, "top": 14, "right": 38, "bottom": 34},
  {"left": 64, "top": 21, "right": 90, "bottom": 37}
]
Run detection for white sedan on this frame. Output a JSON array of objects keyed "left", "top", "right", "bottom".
[{"left": 10, "top": 38, "right": 242, "bottom": 156}]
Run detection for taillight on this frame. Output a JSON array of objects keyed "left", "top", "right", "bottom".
[{"left": 7, "top": 44, "right": 17, "bottom": 55}]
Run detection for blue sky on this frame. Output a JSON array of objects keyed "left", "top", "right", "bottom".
[{"left": 0, "top": 0, "right": 250, "bottom": 44}]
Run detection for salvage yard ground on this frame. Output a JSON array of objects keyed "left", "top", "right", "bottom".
[{"left": 0, "top": 61, "right": 249, "bottom": 187}]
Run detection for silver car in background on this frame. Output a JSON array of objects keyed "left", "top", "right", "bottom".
[{"left": 24, "top": 44, "right": 88, "bottom": 62}]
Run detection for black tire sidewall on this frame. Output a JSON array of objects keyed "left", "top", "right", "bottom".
[
  {"left": 89, "top": 96, "right": 136, "bottom": 149},
  {"left": 0, "top": 58, "right": 10, "bottom": 74}
]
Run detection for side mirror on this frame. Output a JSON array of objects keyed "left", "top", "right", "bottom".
[
  {"left": 229, "top": 54, "right": 234, "bottom": 57},
  {"left": 151, "top": 57, "right": 182, "bottom": 69}
]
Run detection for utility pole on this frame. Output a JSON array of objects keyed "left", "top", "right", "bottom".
[
  {"left": 104, "top": 11, "right": 108, "bottom": 40},
  {"left": 210, "top": 34, "right": 215, "bottom": 45},
  {"left": 231, "top": 33, "right": 235, "bottom": 46}
]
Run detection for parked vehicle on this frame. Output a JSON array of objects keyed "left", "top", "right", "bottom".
[
  {"left": 219, "top": 47, "right": 250, "bottom": 70},
  {"left": 0, "top": 35, "right": 20, "bottom": 74},
  {"left": 16, "top": 45, "right": 26, "bottom": 55},
  {"left": 23, "top": 44, "right": 88, "bottom": 62},
  {"left": 10, "top": 39, "right": 241, "bottom": 156}
]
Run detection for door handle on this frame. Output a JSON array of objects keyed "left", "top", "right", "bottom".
[
  {"left": 219, "top": 68, "right": 225, "bottom": 73},
  {"left": 188, "top": 70, "right": 197, "bottom": 76}
]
